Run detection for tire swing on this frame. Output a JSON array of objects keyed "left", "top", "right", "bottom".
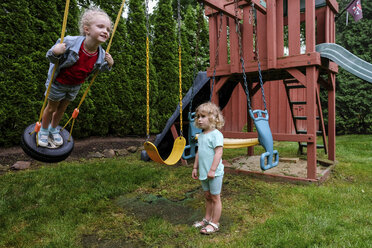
[
  {"left": 21, "top": 0, "right": 126, "bottom": 163},
  {"left": 142, "top": 0, "right": 186, "bottom": 165}
]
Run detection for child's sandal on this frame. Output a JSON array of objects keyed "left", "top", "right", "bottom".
[
  {"left": 200, "top": 222, "right": 219, "bottom": 235},
  {"left": 192, "top": 218, "right": 209, "bottom": 228}
]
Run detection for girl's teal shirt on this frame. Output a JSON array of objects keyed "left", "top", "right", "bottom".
[{"left": 197, "top": 129, "right": 224, "bottom": 180}]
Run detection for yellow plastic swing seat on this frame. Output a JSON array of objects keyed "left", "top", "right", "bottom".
[
  {"left": 144, "top": 136, "right": 186, "bottom": 165},
  {"left": 223, "top": 138, "right": 259, "bottom": 149}
]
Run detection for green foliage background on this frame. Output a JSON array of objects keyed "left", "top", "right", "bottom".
[
  {"left": 0, "top": 0, "right": 208, "bottom": 146},
  {"left": 0, "top": 0, "right": 371, "bottom": 147},
  {"left": 333, "top": 0, "right": 372, "bottom": 134}
]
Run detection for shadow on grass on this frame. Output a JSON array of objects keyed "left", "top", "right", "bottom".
[{"left": 116, "top": 191, "right": 204, "bottom": 225}]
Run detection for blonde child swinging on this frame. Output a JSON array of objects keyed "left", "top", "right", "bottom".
[
  {"left": 38, "top": 7, "right": 114, "bottom": 147},
  {"left": 192, "top": 102, "right": 225, "bottom": 234}
]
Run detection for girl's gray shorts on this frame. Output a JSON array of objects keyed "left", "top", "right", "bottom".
[
  {"left": 45, "top": 81, "right": 81, "bottom": 102},
  {"left": 201, "top": 176, "right": 223, "bottom": 195}
]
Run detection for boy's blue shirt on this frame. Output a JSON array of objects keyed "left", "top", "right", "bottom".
[{"left": 45, "top": 35, "right": 111, "bottom": 86}]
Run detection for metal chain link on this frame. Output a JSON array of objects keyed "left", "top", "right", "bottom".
[
  {"left": 189, "top": 2, "right": 203, "bottom": 113},
  {"left": 177, "top": 0, "right": 183, "bottom": 136},
  {"left": 252, "top": 4, "right": 267, "bottom": 110},
  {"left": 145, "top": 0, "right": 150, "bottom": 139},
  {"left": 210, "top": 12, "right": 224, "bottom": 101},
  {"left": 234, "top": 0, "right": 252, "bottom": 110}
]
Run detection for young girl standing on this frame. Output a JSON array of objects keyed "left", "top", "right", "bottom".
[
  {"left": 192, "top": 102, "right": 225, "bottom": 234},
  {"left": 38, "top": 7, "right": 114, "bottom": 147}
]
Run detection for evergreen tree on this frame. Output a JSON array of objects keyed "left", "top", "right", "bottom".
[
  {"left": 152, "top": 0, "right": 179, "bottom": 129},
  {"left": 334, "top": 0, "right": 372, "bottom": 134},
  {"left": 0, "top": 0, "right": 79, "bottom": 146},
  {"left": 182, "top": 3, "right": 210, "bottom": 92},
  {"left": 77, "top": 0, "right": 133, "bottom": 136}
]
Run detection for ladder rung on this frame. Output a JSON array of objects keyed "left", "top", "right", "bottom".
[
  {"left": 297, "top": 130, "right": 323, "bottom": 135},
  {"left": 300, "top": 143, "right": 325, "bottom": 149},
  {"left": 290, "top": 101, "right": 307, "bottom": 105},
  {"left": 286, "top": 85, "right": 306, "bottom": 89},
  {"left": 284, "top": 78, "right": 298, "bottom": 84},
  {"left": 294, "top": 116, "right": 320, "bottom": 120},
  {"left": 294, "top": 116, "right": 307, "bottom": 120}
]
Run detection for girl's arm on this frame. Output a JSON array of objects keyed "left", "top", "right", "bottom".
[
  {"left": 192, "top": 152, "right": 199, "bottom": 179},
  {"left": 207, "top": 146, "right": 223, "bottom": 179},
  {"left": 46, "top": 38, "right": 66, "bottom": 64}
]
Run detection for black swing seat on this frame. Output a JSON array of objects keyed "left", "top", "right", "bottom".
[{"left": 21, "top": 123, "right": 74, "bottom": 163}]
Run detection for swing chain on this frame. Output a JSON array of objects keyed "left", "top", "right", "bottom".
[
  {"left": 177, "top": 0, "right": 183, "bottom": 137},
  {"left": 210, "top": 12, "right": 223, "bottom": 102},
  {"left": 145, "top": 0, "right": 150, "bottom": 140},
  {"left": 252, "top": 4, "right": 267, "bottom": 110},
  {"left": 234, "top": 0, "right": 252, "bottom": 110},
  {"left": 189, "top": 2, "right": 203, "bottom": 113}
]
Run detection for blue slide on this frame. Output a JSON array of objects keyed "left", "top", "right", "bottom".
[{"left": 316, "top": 43, "right": 372, "bottom": 83}]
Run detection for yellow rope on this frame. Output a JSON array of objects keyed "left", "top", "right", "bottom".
[
  {"left": 63, "top": 0, "right": 126, "bottom": 138},
  {"left": 33, "top": 0, "right": 70, "bottom": 146},
  {"left": 178, "top": 44, "right": 183, "bottom": 134},
  {"left": 146, "top": 36, "right": 150, "bottom": 137},
  {"left": 37, "top": 0, "right": 70, "bottom": 126}
]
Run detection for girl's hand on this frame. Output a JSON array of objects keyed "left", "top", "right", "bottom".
[
  {"left": 207, "top": 170, "right": 215, "bottom": 179},
  {"left": 192, "top": 168, "right": 198, "bottom": 179},
  {"left": 53, "top": 43, "right": 66, "bottom": 56},
  {"left": 105, "top": 52, "right": 114, "bottom": 67}
]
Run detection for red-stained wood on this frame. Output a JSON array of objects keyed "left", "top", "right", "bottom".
[
  {"left": 242, "top": 5, "right": 254, "bottom": 62},
  {"left": 306, "top": 0, "right": 315, "bottom": 53},
  {"left": 306, "top": 66, "right": 317, "bottom": 180},
  {"left": 276, "top": 0, "right": 284, "bottom": 57},
  {"left": 267, "top": 0, "right": 277, "bottom": 68},
  {"left": 288, "top": 0, "right": 300, "bottom": 55},
  {"left": 201, "top": 0, "right": 338, "bottom": 181},
  {"left": 328, "top": 73, "right": 336, "bottom": 161}
]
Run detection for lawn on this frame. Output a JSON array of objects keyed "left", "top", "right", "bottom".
[{"left": 0, "top": 135, "right": 371, "bottom": 247}]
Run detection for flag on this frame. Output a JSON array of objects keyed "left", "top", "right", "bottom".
[{"left": 347, "top": 0, "right": 363, "bottom": 22}]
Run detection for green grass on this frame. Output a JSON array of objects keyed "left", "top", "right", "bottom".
[{"left": 1, "top": 135, "right": 372, "bottom": 247}]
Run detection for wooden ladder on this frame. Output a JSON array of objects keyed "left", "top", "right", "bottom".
[{"left": 284, "top": 78, "right": 328, "bottom": 155}]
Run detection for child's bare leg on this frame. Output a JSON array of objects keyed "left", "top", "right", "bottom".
[
  {"left": 51, "top": 99, "right": 70, "bottom": 128},
  {"left": 41, "top": 100, "right": 60, "bottom": 129},
  {"left": 210, "top": 194, "right": 221, "bottom": 224},
  {"left": 204, "top": 191, "right": 214, "bottom": 221}
]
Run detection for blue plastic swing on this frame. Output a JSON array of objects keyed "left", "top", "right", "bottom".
[
  {"left": 250, "top": 109, "right": 279, "bottom": 170},
  {"left": 182, "top": 112, "right": 202, "bottom": 160}
]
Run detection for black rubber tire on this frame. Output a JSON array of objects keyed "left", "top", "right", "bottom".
[{"left": 21, "top": 123, "right": 74, "bottom": 163}]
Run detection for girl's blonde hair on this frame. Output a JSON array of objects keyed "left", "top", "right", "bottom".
[
  {"left": 195, "top": 102, "right": 225, "bottom": 130},
  {"left": 79, "top": 7, "right": 113, "bottom": 36}
]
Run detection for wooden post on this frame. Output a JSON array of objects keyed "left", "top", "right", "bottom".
[
  {"left": 328, "top": 73, "right": 336, "bottom": 161},
  {"left": 306, "top": 66, "right": 317, "bottom": 180},
  {"left": 305, "top": 0, "right": 315, "bottom": 53},
  {"left": 267, "top": 0, "right": 277, "bottom": 68}
]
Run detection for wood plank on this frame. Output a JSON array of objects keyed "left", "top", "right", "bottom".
[
  {"left": 326, "top": 0, "right": 339, "bottom": 13},
  {"left": 209, "top": 14, "right": 217, "bottom": 69},
  {"left": 222, "top": 131, "right": 315, "bottom": 142},
  {"left": 305, "top": 0, "right": 315, "bottom": 53},
  {"left": 316, "top": 8, "right": 326, "bottom": 44},
  {"left": 286, "top": 68, "right": 306, "bottom": 85},
  {"left": 267, "top": 0, "right": 277, "bottom": 69},
  {"left": 288, "top": 0, "right": 300, "bottom": 55},
  {"left": 207, "top": 53, "right": 322, "bottom": 77},
  {"left": 306, "top": 66, "right": 317, "bottom": 180},
  {"left": 328, "top": 73, "right": 336, "bottom": 161},
  {"left": 276, "top": 0, "right": 284, "bottom": 57},
  {"left": 229, "top": 16, "right": 240, "bottom": 73},
  {"left": 219, "top": 15, "right": 228, "bottom": 66},
  {"left": 242, "top": 5, "right": 254, "bottom": 62},
  {"left": 203, "top": 0, "right": 242, "bottom": 19}
]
